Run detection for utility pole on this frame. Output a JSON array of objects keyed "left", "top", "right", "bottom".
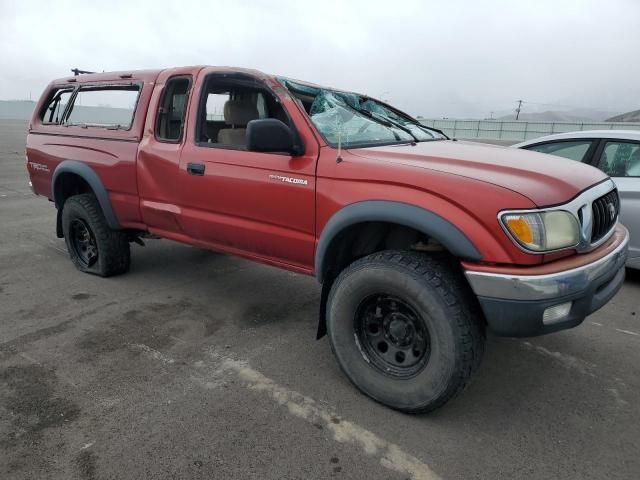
[{"left": 515, "top": 100, "right": 523, "bottom": 120}]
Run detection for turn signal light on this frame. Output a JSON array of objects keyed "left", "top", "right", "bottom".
[{"left": 505, "top": 216, "right": 534, "bottom": 244}]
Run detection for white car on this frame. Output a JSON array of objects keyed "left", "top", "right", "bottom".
[{"left": 514, "top": 130, "right": 640, "bottom": 269}]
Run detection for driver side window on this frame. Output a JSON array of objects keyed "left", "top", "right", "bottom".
[{"left": 199, "top": 81, "right": 287, "bottom": 148}]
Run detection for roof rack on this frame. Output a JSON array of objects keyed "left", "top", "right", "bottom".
[{"left": 71, "top": 68, "right": 95, "bottom": 76}]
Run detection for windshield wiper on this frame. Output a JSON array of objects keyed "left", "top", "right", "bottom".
[
  {"left": 342, "top": 101, "right": 418, "bottom": 142},
  {"left": 367, "top": 111, "right": 419, "bottom": 142},
  {"left": 362, "top": 98, "right": 449, "bottom": 140},
  {"left": 412, "top": 122, "right": 449, "bottom": 140}
]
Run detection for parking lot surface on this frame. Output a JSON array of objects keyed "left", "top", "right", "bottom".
[{"left": 1, "top": 119, "right": 639, "bottom": 479}]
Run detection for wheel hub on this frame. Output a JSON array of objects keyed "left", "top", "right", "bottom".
[
  {"left": 355, "top": 295, "right": 431, "bottom": 379},
  {"left": 69, "top": 218, "right": 98, "bottom": 267},
  {"left": 386, "top": 315, "right": 413, "bottom": 345}
]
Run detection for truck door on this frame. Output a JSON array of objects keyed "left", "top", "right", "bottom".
[
  {"left": 137, "top": 74, "right": 193, "bottom": 235},
  {"left": 178, "top": 72, "right": 319, "bottom": 272}
]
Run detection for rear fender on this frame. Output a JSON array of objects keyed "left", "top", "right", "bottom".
[{"left": 52, "top": 160, "right": 120, "bottom": 230}]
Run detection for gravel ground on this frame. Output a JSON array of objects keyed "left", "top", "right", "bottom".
[{"left": 1, "top": 119, "right": 639, "bottom": 479}]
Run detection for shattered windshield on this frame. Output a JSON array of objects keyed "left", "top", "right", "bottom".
[{"left": 280, "top": 79, "right": 445, "bottom": 148}]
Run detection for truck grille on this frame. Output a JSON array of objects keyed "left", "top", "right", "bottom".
[{"left": 591, "top": 189, "right": 619, "bottom": 243}]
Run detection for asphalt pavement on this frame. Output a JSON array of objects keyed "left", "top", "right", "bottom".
[{"left": 1, "top": 120, "right": 639, "bottom": 479}]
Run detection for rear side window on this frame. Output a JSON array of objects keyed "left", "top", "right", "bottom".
[
  {"left": 65, "top": 85, "right": 140, "bottom": 129},
  {"left": 526, "top": 140, "right": 593, "bottom": 162},
  {"left": 41, "top": 88, "right": 74, "bottom": 124},
  {"left": 156, "top": 76, "right": 191, "bottom": 142}
]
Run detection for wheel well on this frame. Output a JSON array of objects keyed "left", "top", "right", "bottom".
[
  {"left": 53, "top": 172, "right": 92, "bottom": 207},
  {"left": 316, "top": 222, "right": 456, "bottom": 338},
  {"left": 315, "top": 221, "right": 456, "bottom": 339},
  {"left": 320, "top": 221, "right": 449, "bottom": 284}
]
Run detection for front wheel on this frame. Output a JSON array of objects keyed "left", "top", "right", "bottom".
[
  {"left": 326, "top": 251, "right": 485, "bottom": 413},
  {"left": 61, "top": 194, "right": 130, "bottom": 277}
]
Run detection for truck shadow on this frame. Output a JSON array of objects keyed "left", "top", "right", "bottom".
[{"left": 625, "top": 267, "right": 640, "bottom": 285}]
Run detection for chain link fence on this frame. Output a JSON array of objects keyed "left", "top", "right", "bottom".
[{"left": 419, "top": 119, "right": 640, "bottom": 142}]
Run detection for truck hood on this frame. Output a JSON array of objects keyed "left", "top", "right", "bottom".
[{"left": 349, "top": 140, "right": 608, "bottom": 207}]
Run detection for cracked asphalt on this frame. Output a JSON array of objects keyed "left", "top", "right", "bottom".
[{"left": 1, "top": 119, "right": 639, "bottom": 479}]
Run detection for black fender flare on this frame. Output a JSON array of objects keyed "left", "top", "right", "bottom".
[
  {"left": 52, "top": 160, "right": 121, "bottom": 230},
  {"left": 315, "top": 200, "right": 482, "bottom": 283}
]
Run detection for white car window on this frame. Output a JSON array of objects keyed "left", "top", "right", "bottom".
[
  {"left": 526, "top": 141, "right": 592, "bottom": 162},
  {"left": 596, "top": 141, "right": 640, "bottom": 177}
]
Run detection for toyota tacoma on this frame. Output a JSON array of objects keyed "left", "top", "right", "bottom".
[{"left": 26, "top": 67, "right": 628, "bottom": 412}]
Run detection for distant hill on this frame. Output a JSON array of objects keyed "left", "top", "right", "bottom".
[
  {"left": 498, "top": 108, "right": 619, "bottom": 122},
  {"left": 606, "top": 109, "right": 640, "bottom": 122}
]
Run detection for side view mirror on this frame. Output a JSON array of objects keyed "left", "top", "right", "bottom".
[{"left": 246, "top": 119, "right": 302, "bottom": 155}]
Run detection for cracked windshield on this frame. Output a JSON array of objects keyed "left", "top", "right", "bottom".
[{"left": 281, "top": 79, "right": 444, "bottom": 148}]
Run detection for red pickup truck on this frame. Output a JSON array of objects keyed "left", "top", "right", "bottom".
[{"left": 26, "top": 67, "right": 628, "bottom": 412}]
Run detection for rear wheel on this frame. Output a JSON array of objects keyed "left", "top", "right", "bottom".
[
  {"left": 62, "top": 194, "right": 130, "bottom": 277},
  {"left": 326, "top": 250, "right": 485, "bottom": 413}
]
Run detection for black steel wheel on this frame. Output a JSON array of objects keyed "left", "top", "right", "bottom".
[
  {"left": 355, "top": 295, "right": 430, "bottom": 378},
  {"left": 69, "top": 218, "right": 98, "bottom": 267}
]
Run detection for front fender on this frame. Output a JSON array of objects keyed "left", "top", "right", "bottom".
[{"left": 314, "top": 200, "right": 482, "bottom": 283}]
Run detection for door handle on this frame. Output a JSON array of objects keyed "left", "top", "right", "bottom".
[{"left": 187, "top": 163, "right": 205, "bottom": 176}]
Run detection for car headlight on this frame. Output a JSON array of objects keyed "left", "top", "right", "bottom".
[{"left": 500, "top": 210, "right": 580, "bottom": 252}]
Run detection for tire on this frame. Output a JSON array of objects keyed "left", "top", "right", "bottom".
[
  {"left": 61, "top": 193, "right": 130, "bottom": 277},
  {"left": 326, "top": 250, "right": 485, "bottom": 413}
]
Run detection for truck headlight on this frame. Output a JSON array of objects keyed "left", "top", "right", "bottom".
[{"left": 500, "top": 210, "right": 580, "bottom": 252}]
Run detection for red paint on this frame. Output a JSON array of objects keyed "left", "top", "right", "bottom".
[{"left": 26, "top": 67, "right": 610, "bottom": 275}]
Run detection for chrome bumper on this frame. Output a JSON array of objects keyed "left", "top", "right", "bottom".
[{"left": 465, "top": 228, "right": 629, "bottom": 302}]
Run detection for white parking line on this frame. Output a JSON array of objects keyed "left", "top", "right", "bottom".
[
  {"left": 521, "top": 341, "right": 596, "bottom": 377},
  {"left": 615, "top": 328, "right": 640, "bottom": 337},
  {"left": 132, "top": 343, "right": 440, "bottom": 480},
  {"left": 590, "top": 322, "right": 639, "bottom": 338},
  {"left": 224, "top": 359, "right": 441, "bottom": 480},
  {"left": 521, "top": 341, "right": 629, "bottom": 407}
]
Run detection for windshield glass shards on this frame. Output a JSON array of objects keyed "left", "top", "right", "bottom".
[
  {"left": 280, "top": 79, "right": 446, "bottom": 148},
  {"left": 309, "top": 90, "right": 413, "bottom": 147}
]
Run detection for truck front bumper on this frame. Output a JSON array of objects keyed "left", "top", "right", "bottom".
[{"left": 464, "top": 225, "right": 629, "bottom": 337}]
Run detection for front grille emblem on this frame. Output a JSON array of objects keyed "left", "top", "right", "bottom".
[{"left": 607, "top": 202, "right": 616, "bottom": 221}]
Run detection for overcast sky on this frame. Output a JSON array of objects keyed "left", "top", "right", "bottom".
[{"left": 1, "top": 0, "right": 639, "bottom": 118}]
